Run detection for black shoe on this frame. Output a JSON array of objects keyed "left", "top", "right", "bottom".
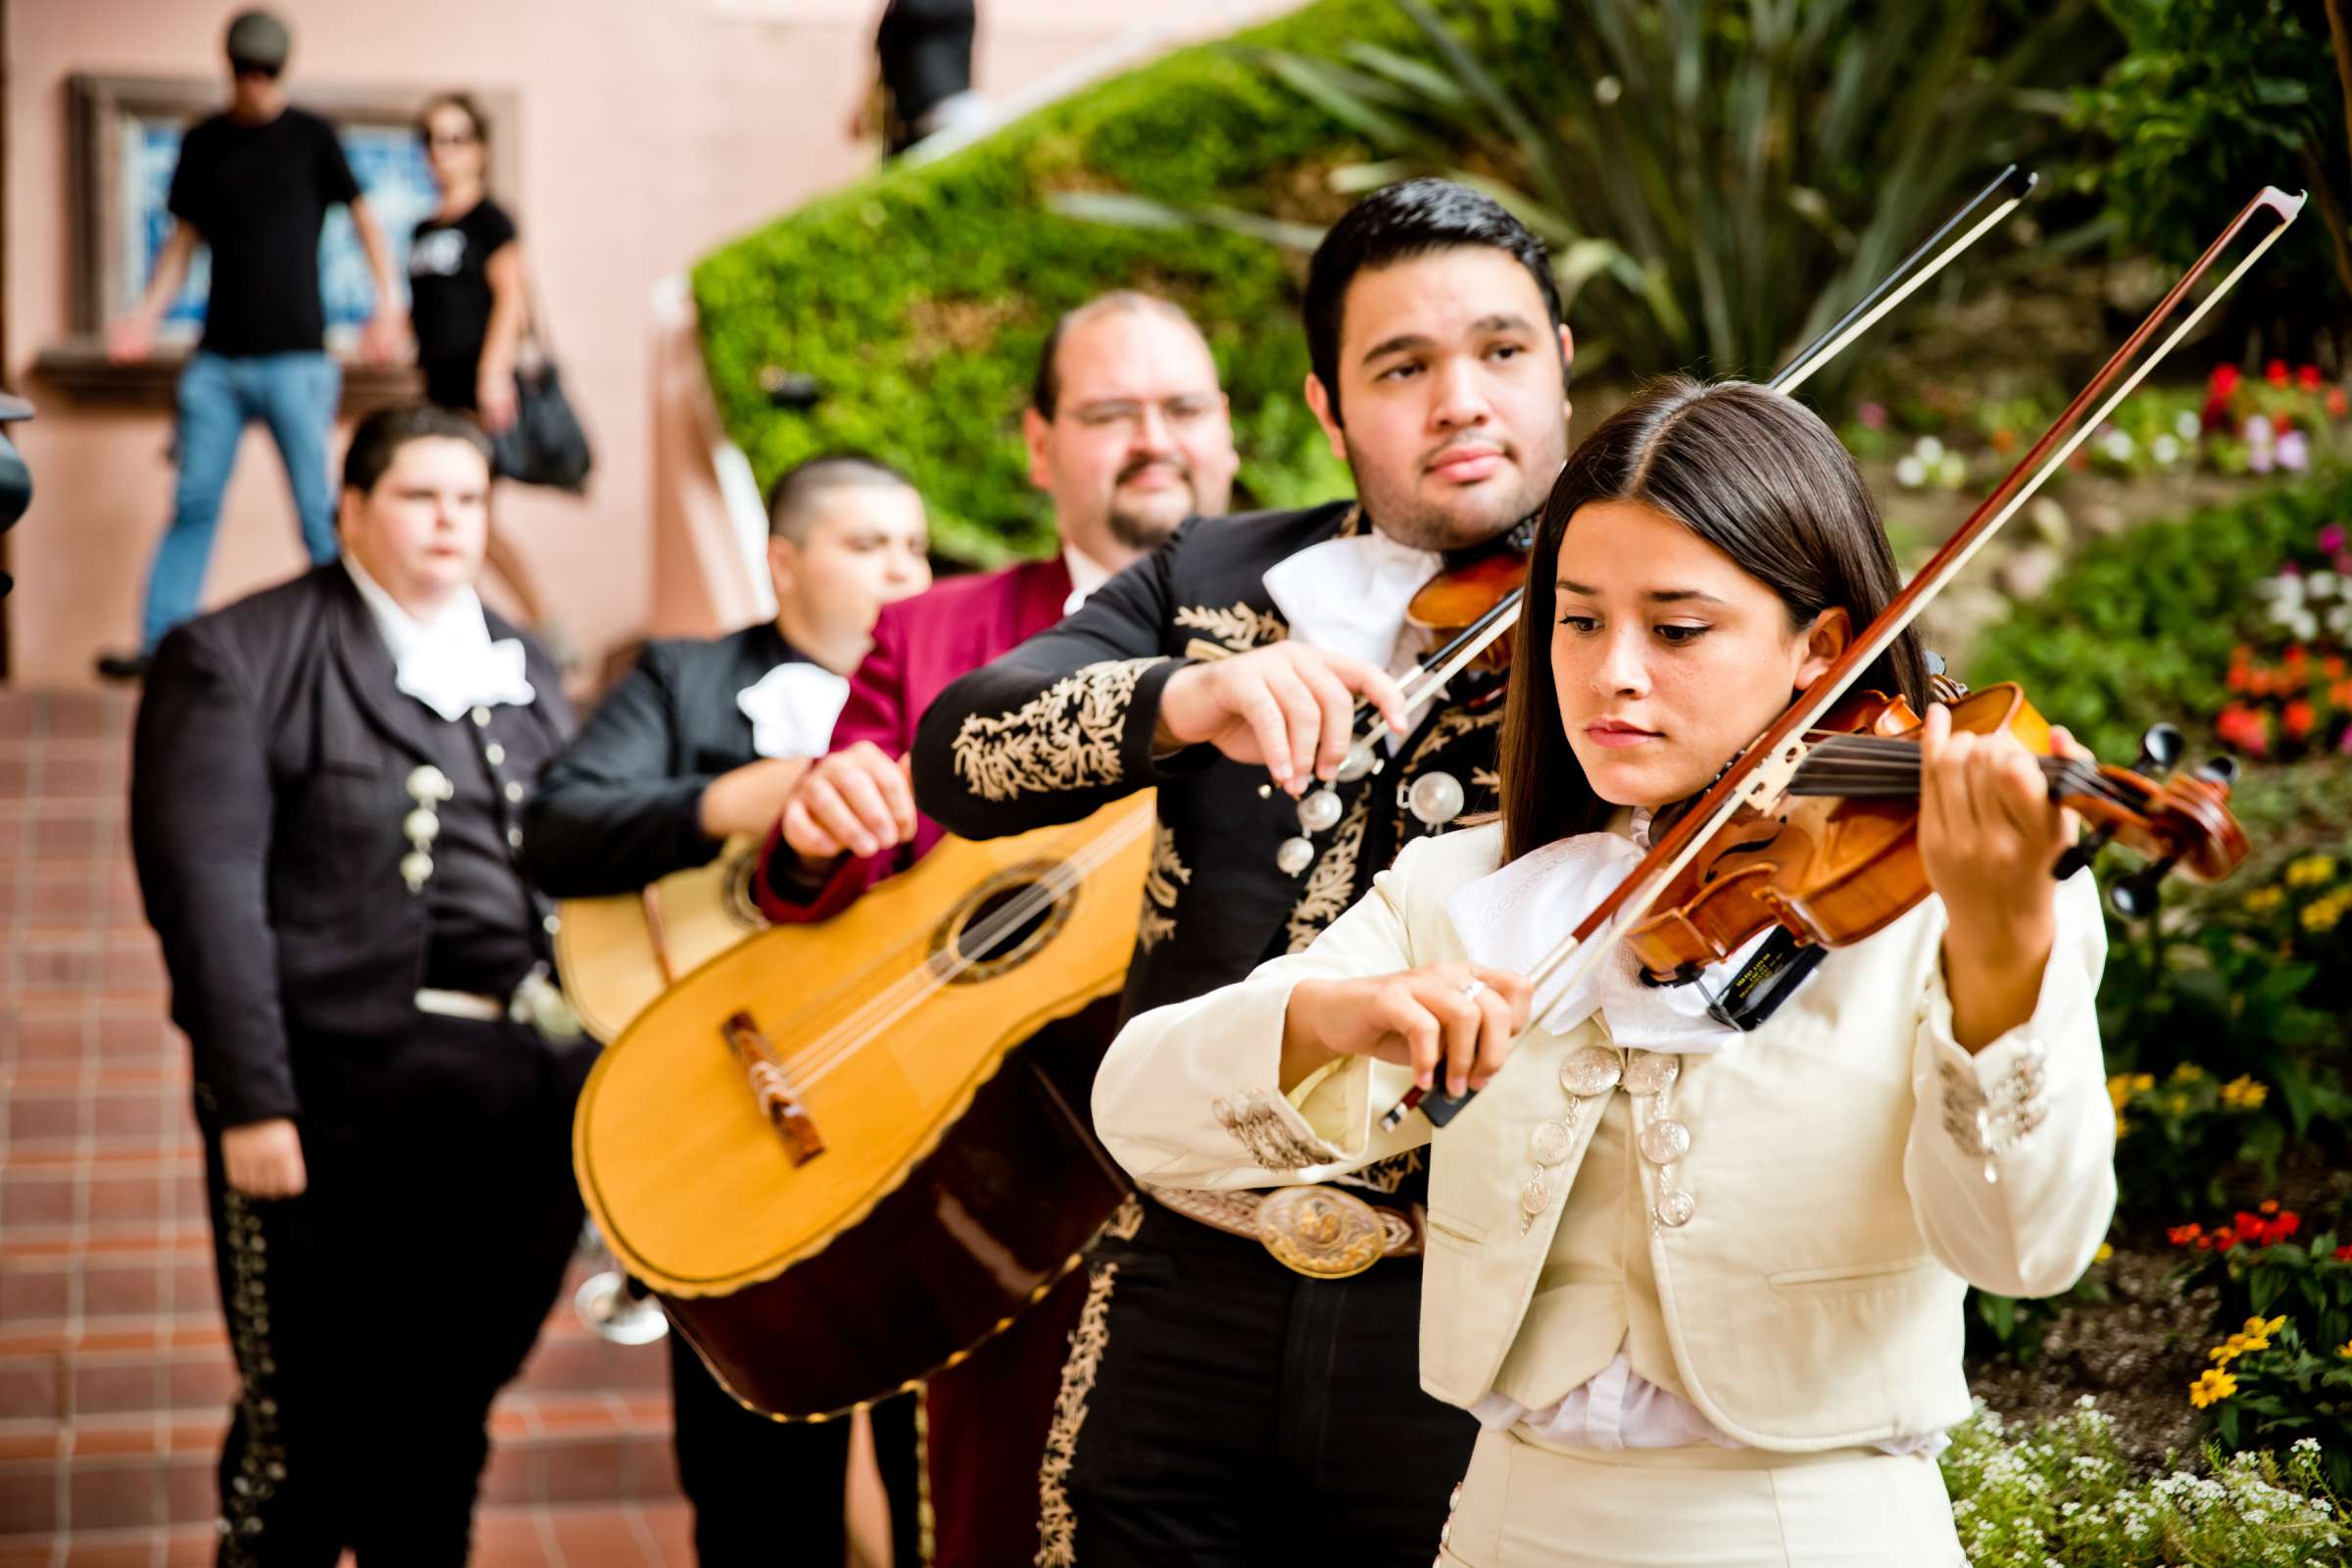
[{"left": 94, "top": 652, "right": 150, "bottom": 682}]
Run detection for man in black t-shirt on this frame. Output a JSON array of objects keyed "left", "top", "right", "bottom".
[{"left": 99, "top": 9, "right": 406, "bottom": 680}]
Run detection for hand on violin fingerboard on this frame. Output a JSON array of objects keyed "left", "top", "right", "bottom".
[{"left": 1917, "top": 703, "right": 2085, "bottom": 1052}]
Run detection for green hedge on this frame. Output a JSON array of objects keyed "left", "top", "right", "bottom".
[{"left": 692, "top": 0, "right": 1549, "bottom": 565}]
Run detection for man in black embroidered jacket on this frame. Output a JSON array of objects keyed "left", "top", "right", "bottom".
[
  {"left": 518, "top": 453, "right": 931, "bottom": 1566},
  {"left": 905, "top": 180, "right": 1575, "bottom": 1564},
  {"left": 131, "top": 407, "right": 573, "bottom": 1564}
]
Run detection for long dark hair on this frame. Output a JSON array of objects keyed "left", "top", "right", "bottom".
[{"left": 1496, "top": 376, "right": 1928, "bottom": 863}]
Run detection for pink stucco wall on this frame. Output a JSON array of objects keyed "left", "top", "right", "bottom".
[{"left": 4, "top": 0, "right": 1291, "bottom": 687}]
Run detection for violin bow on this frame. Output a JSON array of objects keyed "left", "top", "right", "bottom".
[
  {"left": 1383, "top": 185, "right": 2307, "bottom": 1133},
  {"left": 1339, "top": 165, "right": 2040, "bottom": 780}
]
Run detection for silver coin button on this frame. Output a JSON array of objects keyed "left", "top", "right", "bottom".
[
  {"left": 1518, "top": 1176, "right": 1551, "bottom": 1217},
  {"left": 1559, "top": 1046, "right": 1624, "bottom": 1098},
  {"left": 1623, "top": 1052, "right": 1680, "bottom": 1096},
  {"left": 1655, "top": 1189, "right": 1696, "bottom": 1227},
  {"left": 1530, "top": 1118, "right": 1574, "bottom": 1166},
  {"left": 1639, "top": 1119, "right": 1691, "bottom": 1166},
  {"left": 1297, "top": 788, "right": 1345, "bottom": 833}
]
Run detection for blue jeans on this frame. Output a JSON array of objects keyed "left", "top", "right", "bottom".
[{"left": 140, "top": 350, "right": 342, "bottom": 652}]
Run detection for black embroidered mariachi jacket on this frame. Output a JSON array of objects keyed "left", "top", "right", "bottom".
[{"left": 909, "top": 500, "right": 1508, "bottom": 1029}]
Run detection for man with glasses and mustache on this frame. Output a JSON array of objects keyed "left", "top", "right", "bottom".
[
  {"left": 746, "top": 289, "right": 1237, "bottom": 1566},
  {"left": 906, "top": 179, "right": 1575, "bottom": 1564},
  {"left": 98, "top": 8, "right": 407, "bottom": 682}
]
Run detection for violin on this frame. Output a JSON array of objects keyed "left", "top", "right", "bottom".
[
  {"left": 1402, "top": 528, "right": 1531, "bottom": 677},
  {"left": 1622, "top": 683, "right": 2248, "bottom": 985},
  {"left": 1381, "top": 183, "right": 2307, "bottom": 1133}
]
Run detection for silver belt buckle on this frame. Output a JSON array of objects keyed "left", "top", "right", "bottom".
[{"left": 510, "top": 963, "right": 584, "bottom": 1043}]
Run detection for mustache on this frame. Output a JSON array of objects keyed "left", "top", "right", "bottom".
[
  {"left": 1117, "top": 454, "right": 1194, "bottom": 487},
  {"left": 1421, "top": 433, "right": 1512, "bottom": 469}
]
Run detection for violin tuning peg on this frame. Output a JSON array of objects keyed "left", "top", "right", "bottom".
[
  {"left": 2107, "top": 857, "right": 2177, "bottom": 920},
  {"left": 2194, "top": 755, "right": 2240, "bottom": 789},
  {"left": 2052, "top": 823, "right": 2115, "bottom": 883},
  {"left": 2133, "top": 722, "right": 2183, "bottom": 776}
]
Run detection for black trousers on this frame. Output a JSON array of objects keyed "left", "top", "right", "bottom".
[
  {"left": 668, "top": 1333, "right": 924, "bottom": 1565},
  {"left": 1058, "top": 1200, "right": 1478, "bottom": 1566},
  {"left": 203, "top": 1014, "right": 595, "bottom": 1567}
]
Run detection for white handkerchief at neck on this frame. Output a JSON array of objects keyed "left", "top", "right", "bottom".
[
  {"left": 737, "top": 662, "right": 852, "bottom": 760},
  {"left": 344, "top": 559, "right": 536, "bottom": 723},
  {"left": 1261, "top": 528, "right": 1442, "bottom": 672},
  {"left": 1442, "top": 831, "right": 1765, "bottom": 1055}
]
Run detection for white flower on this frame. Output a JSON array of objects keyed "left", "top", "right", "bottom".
[
  {"left": 1895, "top": 455, "right": 1927, "bottom": 489},
  {"left": 2177, "top": 410, "right": 2203, "bottom": 441},
  {"left": 2304, "top": 570, "right": 2336, "bottom": 600},
  {"left": 2153, "top": 432, "right": 2181, "bottom": 466},
  {"left": 1916, "top": 435, "right": 1946, "bottom": 464},
  {"left": 2100, "top": 428, "right": 2136, "bottom": 462},
  {"left": 2248, "top": 414, "right": 2277, "bottom": 446}
]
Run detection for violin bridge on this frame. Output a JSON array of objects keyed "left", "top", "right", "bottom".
[
  {"left": 721, "top": 1009, "right": 827, "bottom": 1166},
  {"left": 1737, "top": 735, "right": 1813, "bottom": 811}
]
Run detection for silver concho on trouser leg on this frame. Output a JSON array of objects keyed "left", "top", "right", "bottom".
[{"left": 217, "top": 1189, "right": 290, "bottom": 1561}]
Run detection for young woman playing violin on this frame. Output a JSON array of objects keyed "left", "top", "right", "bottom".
[{"left": 1091, "top": 377, "right": 2116, "bottom": 1566}]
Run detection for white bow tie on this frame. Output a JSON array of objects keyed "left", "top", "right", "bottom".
[
  {"left": 736, "top": 662, "right": 852, "bottom": 760},
  {"left": 395, "top": 635, "right": 536, "bottom": 723},
  {"left": 1443, "top": 828, "right": 1762, "bottom": 1055}
]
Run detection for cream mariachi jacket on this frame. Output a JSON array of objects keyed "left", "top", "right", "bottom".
[{"left": 1092, "top": 822, "right": 2116, "bottom": 1451}]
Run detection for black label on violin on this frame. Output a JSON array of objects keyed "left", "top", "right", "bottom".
[{"left": 1703, "top": 929, "right": 1829, "bottom": 1032}]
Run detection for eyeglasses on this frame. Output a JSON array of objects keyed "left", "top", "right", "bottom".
[{"left": 425, "top": 129, "right": 480, "bottom": 148}]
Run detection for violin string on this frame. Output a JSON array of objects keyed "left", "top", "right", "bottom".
[{"left": 1788, "top": 740, "right": 2137, "bottom": 808}]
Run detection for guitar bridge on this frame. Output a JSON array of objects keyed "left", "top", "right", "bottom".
[{"left": 720, "top": 1010, "right": 826, "bottom": 1166}]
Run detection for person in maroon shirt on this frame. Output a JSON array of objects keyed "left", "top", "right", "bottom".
[{"left": 750, "top": 289, "right": 1237, "bottom": 1566}]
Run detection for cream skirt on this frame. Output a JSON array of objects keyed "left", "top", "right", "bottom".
[{"left": 1434, "top": 1427, "right": 1969, "bottom": 1567}]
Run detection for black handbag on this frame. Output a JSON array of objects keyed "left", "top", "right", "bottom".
[{"left": 490, "top": 286, "right": 592, "bottom": 493}]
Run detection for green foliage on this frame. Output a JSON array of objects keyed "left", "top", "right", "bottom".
[
  {"left": 2216, "top": 1319, "right": 2352, "bottom": 1493},
  {"left": 1940, "top": 1399, "right": 2349, "bottom": 1564},
  {"left": 1207, "top": 0, "right": 2107, "bottom": 400},
  {"left": 693, "top": 0, "right": 1548, "bottom": 566},
  {"left": 1969, "top": 1266, "right": 2111, "bottom": 1365},
  {"left": 2074, "top": 0, "right": 2352, "bottom": 345}
]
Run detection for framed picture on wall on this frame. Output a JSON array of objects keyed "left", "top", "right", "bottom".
[{"left": 40, "top": 74, "right": 518, "bottom": 404}]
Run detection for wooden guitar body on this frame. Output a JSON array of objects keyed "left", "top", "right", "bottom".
[
  {"left": 571, "top": 794, "right": 1153, "bottom": 1419},
  {"left": 554, "top": 836, "right": 768, "bottom": 1042}
]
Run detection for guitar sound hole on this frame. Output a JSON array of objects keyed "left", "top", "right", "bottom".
[
  {"left": 933, "top": 860, "right": 1075, "bottom": 984},
  {"left": 960, "top": 884, "right": 1055, "bottom": 962}
]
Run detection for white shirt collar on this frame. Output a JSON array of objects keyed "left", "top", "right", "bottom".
[
  {"left": 1061, "top": 544, "right": 1117, "bottom": 615},
  {"left": 736, "top": 660, "right": 852, "bottom": 760},
  {"left": 1261, "top": 526, "right": 1442, "bottom": 672},
  {"left": 343, "top": 558, "right": 535, "bottom": 722}
]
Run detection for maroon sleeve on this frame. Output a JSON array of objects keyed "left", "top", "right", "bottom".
[{"left": 749, "top": 606, "right": 912, "bottom": 923}]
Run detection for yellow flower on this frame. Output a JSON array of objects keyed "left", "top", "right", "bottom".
[
  {"left": 2212, "top": 1335, "right": 2250, "bottom": 1364},
  {"left": 2095, "top": 1243, "right": 2114, "bottom": 1264},
  {"left": 2108, "top": 1075, "right": 2132, "bottom": 1110},
  {"left": 2247, "top": 886, "right": 2286, "bottom": 914},
  {"left": 2285, "top": 855, "right": 2337, "bottom": 888},
  {"left": 2190, "top": 1367, "right": 2240, "bottom": 1407},
  {"left": 2336, "top": 1340, "right": 2352, "bottom": 1360},
  {"left": 2166, "top": 1094, "right": 2191, "bottom": 1115},
  {"left": 2304, "top": 893, "right": 2348, "bottom": 933},
  {"left": 2252, "top": 1315, "right": 2287, "bottom": 1337},
  {"left": 2221, "top": 1076, "right": 2270, "bottom": 1110},
  {"left": 2115, "top": 1111, "right": 2132, "bottom": 1140},
  {"left": 2131, "top": 1073, "right": 2155, "bottom": 1093},
  {"left": 2172, "top": 1063, "right": 2206, "bottom": 1083}
]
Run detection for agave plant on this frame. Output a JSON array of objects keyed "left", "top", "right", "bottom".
[{"left": 1059, "top": 0, "right": 2110, "bottom": 404}]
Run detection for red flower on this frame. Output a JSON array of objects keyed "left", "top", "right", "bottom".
[
  {"left": 2299, "top": 365, "right": 2324, "bottom": 390},
  {"left": 2211, "top": 364, "right": 2241, "bottom": 397},
  {"left": 2286, "top": 700, "right": 2318, "bottom": 740},
  {"left": 2269, "top": 359, "right": 2291, "bottom": 387},
  {"left": 2260, "top": 1200, "right": 2280, "bottom": 1215},
  {"left": 2275, "top": 1211, "right": 2302, "bottom": 1240},
  {"left": 2331, "top": 386, "right": 2349, "bottom": 418},
  {"left": 2170, "top": 1223, "right": 2207, "bottom": 1246},
  {"left": 2214, "top": 1227, "right": 2240, "bottom": 1251},
  {"left": 2217, "top": 705, "right": 2272, "bottom": 757},
  {"left": 2335, "top": 1244, "right": 2352, "bottom": 1262}
]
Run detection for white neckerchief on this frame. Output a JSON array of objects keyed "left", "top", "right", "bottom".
[
  {"left": 1061, "top": 543, "right": 1116, "bottom": 616},
  {"left": 1441, "top": 810, "right": 1761, "bottom": 1055},
  {"left": 736, "top": 659, "right": 852, "bottom": 760},
  {"left": 344, "top": 559, "right": 535, "bottom": 723},
  {"left": 1260, "top": 527, "right": 1442, "bottom": 673}
]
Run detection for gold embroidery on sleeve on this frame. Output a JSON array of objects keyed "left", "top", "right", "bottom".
[
  {"left": 951, "top": 657, "right": 1165, "bottom": 803},
  {"left": 1136, "top": 820, "right": 1191, "bottom": 953},
  {"left": 1173, "top": 601, "right": 1288, "bottom": 656}
]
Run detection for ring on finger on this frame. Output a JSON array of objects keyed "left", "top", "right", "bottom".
[{"left": 1458, "top": 979, "right": 1487, "bottom": 1002}]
